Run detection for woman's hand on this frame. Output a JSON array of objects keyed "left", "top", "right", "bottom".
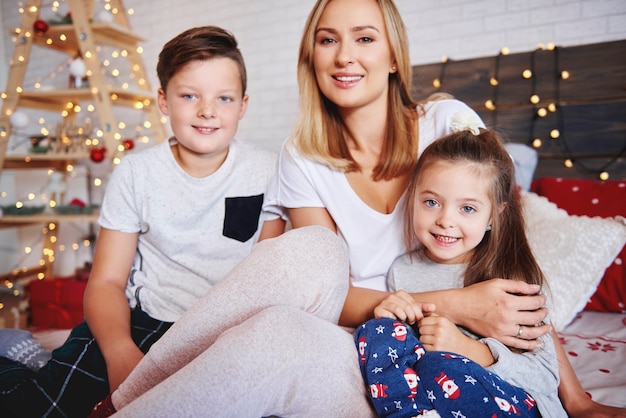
[
  {"left": 453, "top": 279, "right": 551, "bottom": 350},
  {"left": 373, "top": 290, "right": 435, "bottom": 325}
]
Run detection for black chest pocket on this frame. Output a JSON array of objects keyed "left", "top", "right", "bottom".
[{"left": 223, "top": 194, "right": 264, "bottom": 242}]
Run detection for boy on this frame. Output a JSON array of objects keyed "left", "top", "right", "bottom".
[{"left": 0, "top": 26, "right": 277, "bottom": 418}]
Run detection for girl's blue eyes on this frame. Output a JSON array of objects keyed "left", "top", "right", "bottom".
[{"left": 424, "top": 200, "right": 476, "bottom": 214}]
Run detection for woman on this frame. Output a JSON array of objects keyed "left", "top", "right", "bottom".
[{"left": 94, "top": 1, "right": 625, "bottom": 417}]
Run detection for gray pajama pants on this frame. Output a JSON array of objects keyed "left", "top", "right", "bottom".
[{"left": 112, "top": 226, "right": 376, "bottom": 417}]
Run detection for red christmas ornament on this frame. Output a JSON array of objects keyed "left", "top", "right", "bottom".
[
  {"left": 90, "top": 146, "right": 107, "bottom": 163},
  {"left": 122, "top": 138, "right": 135, "bottom": 150},
  {"left": 33, "top": 19, "right": 49, "bottom": 35},
  {"left": 69, "top": 198, "right": 86, "bottom": 208}
]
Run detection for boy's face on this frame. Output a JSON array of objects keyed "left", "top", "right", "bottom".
[{"left": 158, "top": 58, "right": 248, "bottom": 164}]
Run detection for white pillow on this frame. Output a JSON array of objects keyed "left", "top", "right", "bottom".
[{"left": 522, "top": 191, "right": 626, "bottom": 331}]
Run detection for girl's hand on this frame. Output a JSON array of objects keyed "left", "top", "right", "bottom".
[
  {"left": 373, "top": 290, "right": 435, "bottom": 325},
  {"left": 419, "top": 313, "right": 496, "bottom": 367},
  {"left": 418, "top": 313, "right": 466, "bottom": 353}
]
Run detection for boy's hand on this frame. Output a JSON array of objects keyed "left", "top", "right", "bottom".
[
  {"left": 104, "top": 342, "right": 144, "bottom": 391},
  {"left": 373, "top": 290, "right": 436, "bottom": 325}
]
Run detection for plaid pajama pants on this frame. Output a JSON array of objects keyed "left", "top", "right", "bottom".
[
  {"left": 0, "top": 309, "right": 172, "bottom": 418},
  {"left": 355, "top": 318, "right": 540, "bottom": 418}
]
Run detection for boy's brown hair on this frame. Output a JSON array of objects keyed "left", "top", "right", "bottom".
[{"left": 157, "top": 26, "right": 247, "bottom": 95}]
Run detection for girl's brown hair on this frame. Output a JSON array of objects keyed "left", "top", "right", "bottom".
[
  {"left": 405, "top": 129, "right": 544, "bottom": 287},
  {"left": 292, "top": 0, "right": 419, "bottom": 181}
]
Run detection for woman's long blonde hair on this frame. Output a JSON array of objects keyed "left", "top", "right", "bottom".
[{"left": 292, "top": 0, "right": 419, "bottom": 181}]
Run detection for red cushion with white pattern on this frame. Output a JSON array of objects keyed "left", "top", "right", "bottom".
[{"left": 531, "top": 177, "right": 626, "bottom": 313}]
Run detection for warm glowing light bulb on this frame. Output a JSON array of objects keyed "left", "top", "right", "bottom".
[
  {"left": 532, "top": 138, "right": 542, "bottom": 148},
  {"left": 599, "top": 171, "right": 609, "bottom": 181},
  {"left": 550, "top": 129, "right": 560, "bottom": 139},
  {"left": 522, "top": 69, "right": 532, "bottom": 79},
  {"left": 537, "top": 108, "right": 547, "bottom": 117},
  {"left": 561, "top": 70, "right": 570, "bottom": 80},
  {"left": 530, "top": 94, "right": 540, "bottom": 104},
  {"left": 489, "top": 77, "right": 498, "bottom": 86},
  {"left": 432, "top": 78, "right": 441, "bottom": 88},
  {"left": 484, "top": 99, "right": 496, "bottom": 110},
  {"left": 564, "top": 159, "right": 573, "bottom": 168}
]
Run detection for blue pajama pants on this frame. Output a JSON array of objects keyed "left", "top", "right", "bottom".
[{"left": 355, "top": 318, "right": 540, "bottom": 418}]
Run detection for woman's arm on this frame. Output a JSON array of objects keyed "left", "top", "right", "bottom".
[
  {"left": 339, "top": 278, "right": 550, "bottom": 352},
  {"left": 288, "top": 207, "right": 337, "bottom": 232},
  {"left": 258, "top": 218, "right": 286, "bottom": 241},
  {"left": 288, "top": 207, "right": 549, "bottom": 352},
  {"left": 410, "top": 279, "right": 550, "bottom": 351},
  {"left": 83, "top": 227, "right": 141, "bottom": 391},
  {"left": 287, "top": 206, "right": 398, "bottom": 328}
]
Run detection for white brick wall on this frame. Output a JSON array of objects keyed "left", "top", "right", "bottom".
[
  {"left": 2, "top": 0, "right": 625, "bottom": 151},
  {"left": 0, "top": 0, "right": 624, "bottom": 273}
]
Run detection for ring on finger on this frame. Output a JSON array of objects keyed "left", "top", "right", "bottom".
[{"left": 517, "top": 325, "right": 523, "bottom": 338}]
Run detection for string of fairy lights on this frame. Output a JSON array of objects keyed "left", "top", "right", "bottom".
[
  {"left": 0, "top": 0, "right": 162, "bottom": 285},
  {"left": 431, "top": 44, "right": 625, "bottom": 181}
]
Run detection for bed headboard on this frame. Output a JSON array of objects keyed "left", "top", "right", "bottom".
[{"left": 410, "top": 40, "right": 626, "bottom": 180}]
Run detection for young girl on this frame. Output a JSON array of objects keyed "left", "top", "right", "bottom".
[{"left": 356, "top": 121, "right": 565, "bottom": 417}]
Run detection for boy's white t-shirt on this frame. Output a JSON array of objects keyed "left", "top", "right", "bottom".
[
  {"left": 262, "top": 99, "right": 484, "bottom": 291},
  {"left": 99, "top": 138, "right": 277, "bottom": 322}
]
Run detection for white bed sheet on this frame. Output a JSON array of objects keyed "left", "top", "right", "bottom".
[{"left": 559, "top": 310, "right": 626, "bottom": 407}]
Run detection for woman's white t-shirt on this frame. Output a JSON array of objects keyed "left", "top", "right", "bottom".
[{"left": 262, "top": 99, "right": 484, "bottom": 291}]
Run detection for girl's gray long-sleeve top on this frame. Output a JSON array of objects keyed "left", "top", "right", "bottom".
[{"left": 389, "top": 251, "right": 567, "bottom": 418}]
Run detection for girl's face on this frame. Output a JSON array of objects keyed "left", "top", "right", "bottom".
[
  {"left": 158, "top": 58, "right": 248, "bottom": 165},
  {"left": 313, "top": 0, "right": 396, "bottom": 113},
  {"left": 412, "top": 161, "right": 494, "bottom": 264}
]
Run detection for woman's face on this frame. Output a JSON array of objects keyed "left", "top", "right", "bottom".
[{"left": 313, "top": 0, "right": 396, "bottom": 113}]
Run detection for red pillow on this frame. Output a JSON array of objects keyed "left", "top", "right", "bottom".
[{"left": 531, "top": 177, "right": 626, "bottom": 313}]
